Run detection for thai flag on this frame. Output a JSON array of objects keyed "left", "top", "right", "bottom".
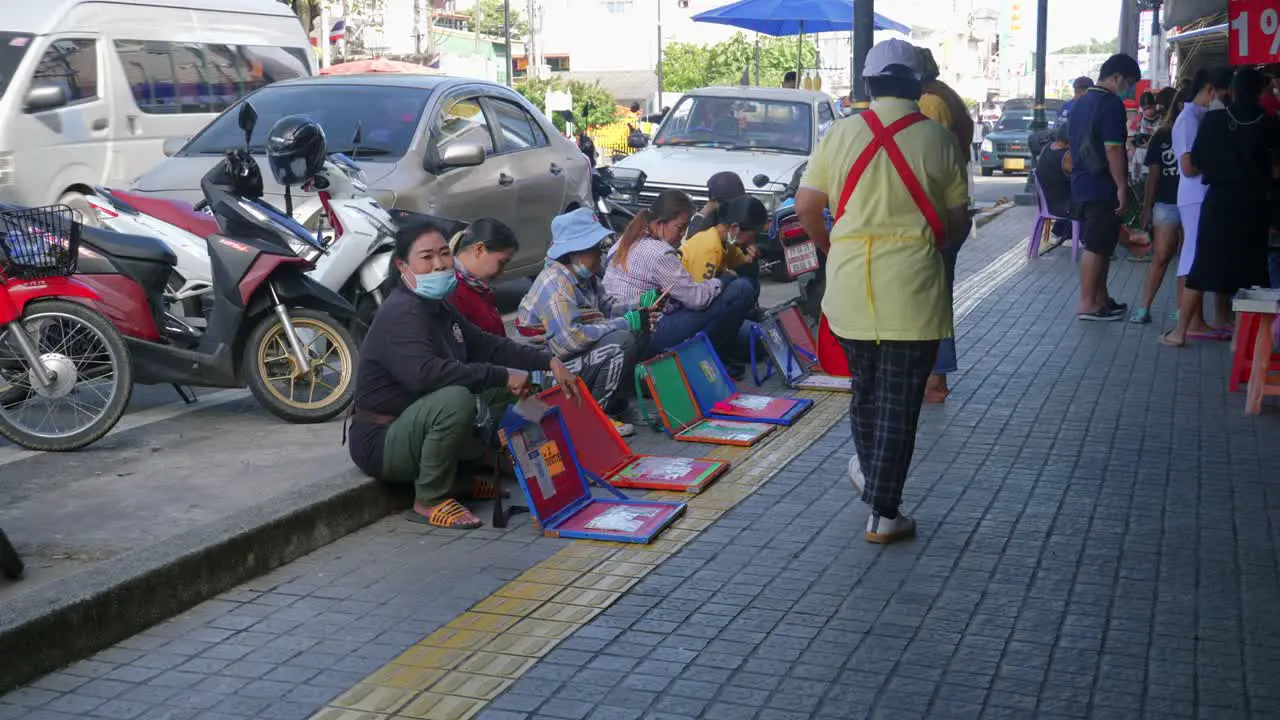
[{"left": 312, "top": 19, "right": 345, "bottom": 45}]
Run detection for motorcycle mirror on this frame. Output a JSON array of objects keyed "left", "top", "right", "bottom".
[
  {"left": 350, "top": 123, "right": 363, "bottom": 161},
  {"left": 238, "top": 102, "right": 258, "bottom": 147},
  {"left": 752, "top": 173, "right": 770, "bottom": 188}
]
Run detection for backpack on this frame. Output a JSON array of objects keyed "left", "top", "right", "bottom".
[
  {"left": 627, "top": 124, "right": 649, "bottom": 149},
  {"left": 1072, "top": 90, "right": 1110, "bottom": 176}
]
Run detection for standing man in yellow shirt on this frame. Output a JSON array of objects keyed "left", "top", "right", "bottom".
[
  {"left": 795, "top": 39, "right": 971, "bottom": 544},
  {"left": 916, "top": 47, "right": 975, "bottom": 404}
]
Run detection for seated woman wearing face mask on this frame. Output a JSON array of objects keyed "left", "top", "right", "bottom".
[
  {"left": 348, "top": 216, "right": 578, "bottom": 530},
  {"left": 515, "top": 208, "right": 656, "bottom": 433},
  {"left": 603, "top": 190, "right": 756, "bottom": 367}
]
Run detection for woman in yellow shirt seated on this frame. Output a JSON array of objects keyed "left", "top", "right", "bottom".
[{"left": 681, "top": 194, "right": 769, "bottom": 284}]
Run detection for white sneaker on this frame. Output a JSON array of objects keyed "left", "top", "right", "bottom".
[
  {"left": 610, "top": 418, "right": 635, "bottom": 438},
  {"left": 847, "top": 455, "right": 865, "bottom": 497},
  {"left": 866, "top": 512, "right": 916, "bottom": 544}
]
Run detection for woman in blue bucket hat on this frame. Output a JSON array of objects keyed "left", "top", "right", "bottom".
[{"left": 516, "top": 208, "right": 658, "bottom": 435}]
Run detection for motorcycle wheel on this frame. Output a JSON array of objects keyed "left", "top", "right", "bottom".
[
  {"left": 0, "top": 301, "right": 133, "bottom": 452},
  {"left": 244, "top": 308, "right": 356, "bottom": 424},
  {"left": 0, "top": 529, "right": 22, "bottom": 580}
]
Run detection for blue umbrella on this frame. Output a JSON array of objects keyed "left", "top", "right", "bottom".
[{"left": 691, "top": 0, "right": 911, "bottom": 37}]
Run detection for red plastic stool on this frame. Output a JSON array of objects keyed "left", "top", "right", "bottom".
[{"left": 1229, "top": 311, "right": 1280, "bottom": 414}]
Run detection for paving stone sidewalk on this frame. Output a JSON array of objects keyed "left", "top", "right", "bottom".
[
  {"left": 473, "top": 232, "right": 1280, "bottom": 719},
  {"left": 10, "top": 208, "right": 1273, "bottom": 720}
]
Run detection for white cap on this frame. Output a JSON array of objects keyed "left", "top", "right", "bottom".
[{"left": 863, "top": 38, "right": 922, "bottom": 80}]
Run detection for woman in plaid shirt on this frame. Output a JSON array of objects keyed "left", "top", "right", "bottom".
[
  {"left": 516, "top": 209, "right": 658, "bottom": 433},
  {"left": 603, "top": 190, "right": 757, "bottom": 369}
]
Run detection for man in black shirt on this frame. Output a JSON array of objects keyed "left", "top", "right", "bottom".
[
  {"left": 1035, "top": 123, "right": 1073, "bottom": 241},
  {"left": 348, "top": 216, "right": 577, "bottom": 529}
]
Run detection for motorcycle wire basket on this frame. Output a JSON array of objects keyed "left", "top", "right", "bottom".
[{"left": 0, "top": 204, "right": 81, "bottom": 280}]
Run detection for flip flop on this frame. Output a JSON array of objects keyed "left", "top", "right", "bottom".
[
  {"left": 1078, "top": 309, "right": 1122, "bottom": 322},
  {"left": 405, "top": 499, "right": 483, "bottom": 529},
  {"left": 1187, "top": 329, "right": 1231, "bottom": 342},
  {"left": 1158, "top": 331, "right": 1185, "bottom": 348}
]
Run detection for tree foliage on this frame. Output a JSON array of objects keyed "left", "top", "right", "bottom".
[
  {"left": 281, "top": 0, "right": 322, "bottom": 31},
  {"left": 516, "top": 77, "right": 620, "bottom": 132},
  {"left": 279, "top": 0, "right": 528, "bottom": 44},
  {"left": 460, "top": 0, "right": 530, "bottom": 40},
  {"left": 1055, "top": 36, "right": 1119, "bottom": 54},
  {"left": 660, "top": 32, "right": 819, "bottom": 93}
]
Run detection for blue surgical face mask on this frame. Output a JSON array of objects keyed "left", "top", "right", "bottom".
[
  {"left": 572, "top": 263, "right": 594, "bottom": 280},
  {"left": 405, "top": 269, "right": 457, "bottom": 300}
]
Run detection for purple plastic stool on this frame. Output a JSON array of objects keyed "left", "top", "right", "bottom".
[{"left": 1028, "top": 173, "right": 1081, "bottom": 262}]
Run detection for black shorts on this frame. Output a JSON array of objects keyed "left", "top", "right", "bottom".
[{"left": 1074, "top": 199, "right": 1122, "bottom": 256}]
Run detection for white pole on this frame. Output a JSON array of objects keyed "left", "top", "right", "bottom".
[
  {"left": 1149, "top": 1, "right": 1166, "bottom": 86},
  {"left": 337, "top": 0, "right": 347, "bottom": 61},
  {"left": 320, "top": 4, "right": 331, "bottom": 68}
]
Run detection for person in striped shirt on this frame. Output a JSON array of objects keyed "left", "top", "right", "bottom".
[{"left": 603, "top": 190, "right": 757, "bottom": 372}]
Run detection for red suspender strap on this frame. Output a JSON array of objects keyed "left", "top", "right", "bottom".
[{"left": 832, "top": 110, "right": 949, "bottom": 247}]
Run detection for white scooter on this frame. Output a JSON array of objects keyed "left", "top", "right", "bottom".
[{"left": 85, "top": 152, "right": 397, "bottom": 334}]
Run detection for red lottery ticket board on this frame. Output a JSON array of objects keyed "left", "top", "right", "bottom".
[
  {"left": 539, "top": 380, "right": 729, "bottom": 493},
  {"left": 498, "top": 407, "right": 685, "bottom": 543}
]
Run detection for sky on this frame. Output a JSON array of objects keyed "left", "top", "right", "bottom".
[{"left": 1045, "top": 0, "right": 1124, "bottom": 51}]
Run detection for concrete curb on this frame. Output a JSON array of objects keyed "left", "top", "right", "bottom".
[
  {"left": 0, "top": 470, "right": 404, "bottom": 694},
  {"left": 976, "top": 201, "right": 1015, "bottom": 228}
]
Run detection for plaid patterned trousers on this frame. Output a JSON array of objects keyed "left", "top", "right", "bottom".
[
  {"left": 841, "top": 338, "right": 939, "bottom": 517},
  {"left": 562, "top": 329, "right": 639, "bottom": 415}
]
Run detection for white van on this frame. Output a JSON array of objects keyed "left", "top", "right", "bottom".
[{"left": 0, "top": 0, "right": 315, "bottom": 217}]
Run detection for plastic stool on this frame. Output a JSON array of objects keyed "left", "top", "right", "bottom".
[
  {"left": 1229, "top": 311, "right": 1280, "bottom": 414},
  {"left": 1027, "top": 173, "right": 1081, "bottom": 262}
]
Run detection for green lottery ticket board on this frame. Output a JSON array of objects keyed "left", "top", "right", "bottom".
[{"left": 640, "top": 354, "right": 774, "bottom": 447}]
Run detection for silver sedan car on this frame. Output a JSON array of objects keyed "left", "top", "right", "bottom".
[{"left": 129, "top": 74, "right": 592, "bottom": 277}]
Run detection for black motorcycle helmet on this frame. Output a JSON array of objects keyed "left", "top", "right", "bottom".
[{"left": 266, "top": 115, "right": 327, "bottom": 187}]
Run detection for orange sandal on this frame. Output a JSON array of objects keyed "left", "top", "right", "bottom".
[{"left": 407, "top": 499, "right": 482, "bottom": 529}]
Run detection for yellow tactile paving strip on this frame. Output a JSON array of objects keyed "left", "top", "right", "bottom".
[{"left": 309, "top": 391, "right": 846, "bottom": 720}]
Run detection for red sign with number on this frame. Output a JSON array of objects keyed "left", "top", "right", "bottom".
[{"left": 1229, "top": 0, "right": 1280, "bottom": 65}]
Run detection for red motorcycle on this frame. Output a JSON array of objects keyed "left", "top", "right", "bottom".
[
  {"left": 70, "top": 104, "right": 358, "bottom": 423},
  {"left": 0, "top": 205, "right": 133, "bottom": 451}
]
